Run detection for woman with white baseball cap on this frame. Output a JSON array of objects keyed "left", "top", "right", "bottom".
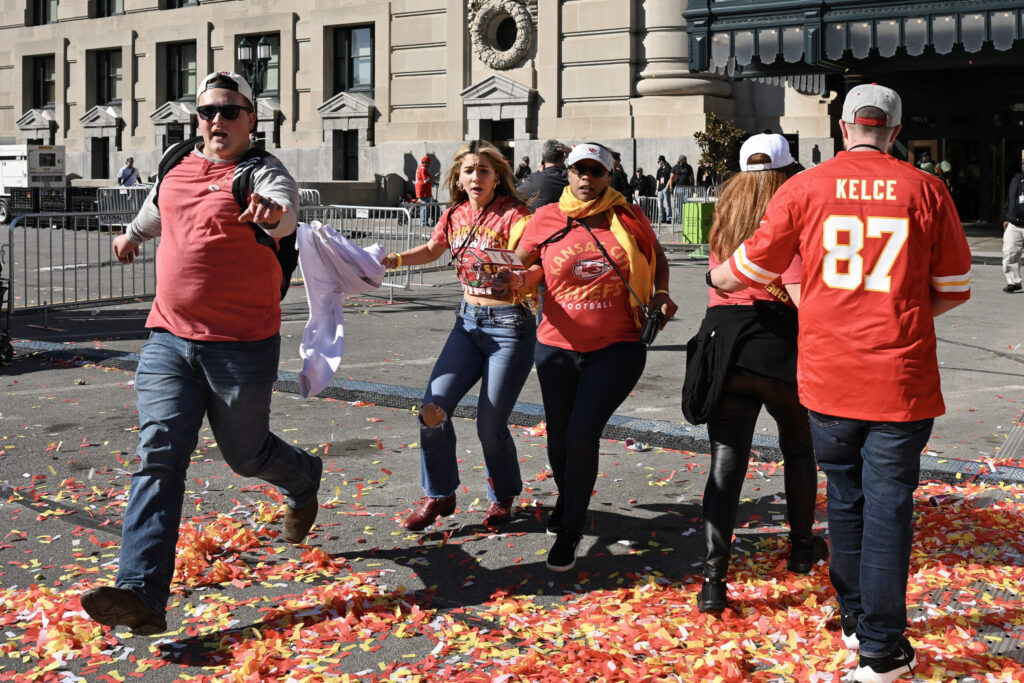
[
  {"left": 682, "top": 133, "right": 827, "bottom": 614},
  {"left": 494, "top": 141, "right": 677, "bottom": 571}
]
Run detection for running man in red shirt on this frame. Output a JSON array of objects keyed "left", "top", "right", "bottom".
[{"left": 708, "top": 84, "right": 971, "bottom": 683}]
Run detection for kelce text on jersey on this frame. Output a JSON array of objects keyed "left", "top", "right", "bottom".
[{"left": 835, "top": 179, "right": 897, "bottom": 201}]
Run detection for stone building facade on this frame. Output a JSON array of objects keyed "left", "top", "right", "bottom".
[{"left": 0, "top": 0, "right": 832, "bottom": 203}]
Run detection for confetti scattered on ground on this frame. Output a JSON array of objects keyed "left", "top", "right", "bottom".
[{"left": 1, "top": 471, "right": 1022, "bottom": 681}]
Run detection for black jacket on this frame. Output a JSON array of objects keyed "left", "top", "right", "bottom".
[
  {"left": 610, "top": 167, "right": 630, "bottom": 196},
  {"left": 630, "top": 174, "right": 655, "bottom": 197},
  {"left": 518, "top": 166, "right": 569, "bottom": 209},
  {"left": 682, "top": 302, "right": 798, "bottom": 425},
  {"left": 1005, "top": 172, "right": 1024, "bottom": 224}
]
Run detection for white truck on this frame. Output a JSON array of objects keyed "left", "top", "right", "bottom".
[{"left": 0, "top": 144, "right": 66, "bottom": 223}]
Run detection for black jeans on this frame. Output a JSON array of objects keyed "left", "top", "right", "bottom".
[
  {"left": 702, "top": 373, "right": 817, "bottom": 580},
  {"left": 535, "top": 340, "right": 647, "bottom": 534}
]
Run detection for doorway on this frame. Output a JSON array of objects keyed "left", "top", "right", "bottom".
[
  {"left": 479, "top": 119, "right": 515, "bottom": 162},
  {"left": 331, "top": 130, "right": 359, "bottom": 181},
  {"left": 90, "top": 137, "right": 109, "bottom": 180}
]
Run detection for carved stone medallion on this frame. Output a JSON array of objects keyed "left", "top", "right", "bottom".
[{"left": 468, "top": 0, "right": 536, "bottom": 70}]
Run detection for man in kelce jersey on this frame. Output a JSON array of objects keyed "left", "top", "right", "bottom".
[{"left": 708, "top": 83, "right": 971, "bottom": 683}]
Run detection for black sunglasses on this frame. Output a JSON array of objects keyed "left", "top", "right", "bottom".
[
  {"left": 570, "top": 163, "right": 608, "bottom": 178},
  {"left": 196, "top": 104, "right": 253, "bottom": 121}
]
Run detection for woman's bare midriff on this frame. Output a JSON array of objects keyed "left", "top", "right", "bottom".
[{"left": 463, "top": 291, "right": 517, "bottom": 307}]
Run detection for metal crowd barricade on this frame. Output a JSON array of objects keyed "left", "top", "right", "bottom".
[
  {"left": 671, "top": 185, "right": 714, "bottom": 208},
  {"left": 399, "top": 201, "right": 448, "bottom": 238},
  {"left": 1, "top": 230, "right": 12, "bottom": 361},
  {"left": 96, "top": 185, "right": 153, "bottom": 232},
  {"left": 6, "top": 211, "right": 158, "bottom": 316},
  {"left": 636, "top": 196, "right": 662, "bottom": 235},
  {"left": 298, "top": 188, "right": 321, "bottom": 207},
  {"left": 298, "top": 205, "right": 418, "bottom": 293}
]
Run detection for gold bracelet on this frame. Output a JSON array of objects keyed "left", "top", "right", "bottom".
[
  {"left": 654, "top": 289, "right": 670, "bottom": 297},
  {"left": 388, "top": 253, "right": 403, "bottom": 269}
]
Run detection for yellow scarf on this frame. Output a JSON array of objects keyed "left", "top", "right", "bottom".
[{"left": 556, "top": 185, "right": 655, "bottom": 328}]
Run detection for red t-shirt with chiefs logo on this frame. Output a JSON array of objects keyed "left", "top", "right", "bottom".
[
  {"left": 728, "top": 150, "right": 972, "bottom": 421},
  {"left": 431, "top": 195, "right": 530, "bottom": 296},
  {"left": 518, "top": 203, "right": 658, "bottom": 352}
]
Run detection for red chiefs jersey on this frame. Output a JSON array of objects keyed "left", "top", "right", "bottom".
[
  {"left": 728, "top": 150, "right": 971, "bottom": 421},
  {"left": 518, "top": 203, "right": 658, "bottom": 352}
]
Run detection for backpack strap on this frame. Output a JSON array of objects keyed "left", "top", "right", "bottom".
[
  {"left": 231, "top": 148, "right": 299, "bottom": 300},
  {"left": 153, "top": 136, "right": 204, "bottom": 208},
  {"left": 231, "top": 147, "right": 275, "bottom": 250}
]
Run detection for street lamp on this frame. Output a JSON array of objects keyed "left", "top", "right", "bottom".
[{"left": 236, "top": 35, "right": 271, "bottom": 101}]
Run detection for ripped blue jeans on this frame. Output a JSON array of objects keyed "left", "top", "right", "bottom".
[{"left": 418, "top": 301, "right": 536, "bottom": 502}]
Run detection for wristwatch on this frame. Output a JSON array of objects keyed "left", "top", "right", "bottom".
[{"left": 705, "top": 270, "right": 714, "bottom": 288}]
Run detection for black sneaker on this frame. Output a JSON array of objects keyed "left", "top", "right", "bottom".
[
  {"left": 853, "top": 637, "right": 917, "bottom": 683},
  {"left": 546, "top": 531, "right": 582, "bottom": 572},
  {"left": 1004, "top": 282, "right": 1022, "bottom": 293},
  {"left": 841, "top": 612, "right": 861, "bottom": 649},
  {"left": 80, "top": 586, "right": 167, "bottom": 636}
]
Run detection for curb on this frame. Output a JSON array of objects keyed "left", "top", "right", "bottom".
[{"left": 14, "top": 339, "right": 1024, "bottom": 487}]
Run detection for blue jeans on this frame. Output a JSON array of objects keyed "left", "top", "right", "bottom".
[
  {"left": 418, "top": 198, "right": 435, "bottom": 227},
  {"left": 657, "top": 186, "right": 672, "bottom": 223},
  {"left": 535, "top": 341, "right": 647, "bottom": 534},
  {"left": 809, "top": 410, "right": 933, "bottom": 658},
  {"left": 419, "top": 302, "right": 536, "bottom": 501},
  {"left": 116, "top": 330, "right": 323, "bottom": 615}
]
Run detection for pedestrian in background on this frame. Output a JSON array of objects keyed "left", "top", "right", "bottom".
[
  {"left": 499, "top": 142, "right": 677, "bottom": 572},
  {"left": 515, "top": 155, "right": 532, "bottom": 184},
  {"left": 518, "top": 139, "right": 569, "bottom": 210},
  {"left": 655, "top": 155, "right": 673, "bottom": 222},
  {"left": 381, "top": 140, "right": 536, "bottom": 532},
  {"left": 80, "top": 71, "right": 321, "bottom": 636},
  {"left": 709, "top": 83, "right": 971, "bottom": 683},
  {"left": 609, "top": 151, "right": 630, "bottom": 197},
  {"left": 685, "top": 133, "right": 826, "bottom": 616},
  {"left": 670, "top": 154, "right": 694, "bottom": 199},
  {"left": 1002, "top": 151, "right": 1024, "bottom": 293},
  {"left": 629, "top": 166, "right": 655, "bottom": 199},
  {"left": 415, "top": 155, "right": 437, "bottom": 227},
  {"left": 117, "top": 157, "right": 141, "bottom": 186}
]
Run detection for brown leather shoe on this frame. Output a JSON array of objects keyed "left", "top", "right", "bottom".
[
  {"left": 403, "top": 495, "right": 456, "bottom": 531},
  {"left": 80, "top": 586, "right": 167, "bottom": 635},
  {"left": 282, "top": 498, "right": 319, "bottom": 543},
  {"left": 482, "top": 496, "right": 517, "bottom": 526}
]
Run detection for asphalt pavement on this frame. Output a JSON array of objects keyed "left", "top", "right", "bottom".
[{"left": 0, "top": 222, "right": 1021, "bottom": 680}]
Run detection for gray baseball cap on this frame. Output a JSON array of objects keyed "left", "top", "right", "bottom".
[{"left": 842, "top": 83, "right": 901, "bottom": 128}]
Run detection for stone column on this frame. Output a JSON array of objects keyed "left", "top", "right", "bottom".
[{"left": 635, "top": 0, "right": 730, "bottom": 98}]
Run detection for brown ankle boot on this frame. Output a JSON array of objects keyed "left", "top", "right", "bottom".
[{"left": 282, "top": 498, "right": 319, "bottom": 543}]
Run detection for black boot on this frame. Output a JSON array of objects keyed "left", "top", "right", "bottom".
[
  {"left": 698, "top": 578, "right": 727, "bottom": 613},
  {"left": 788, "top": 535, "right": 829, "bottom": 574},
  {"left": 702, "top": 423, "right": 751, "bottom": 582}
]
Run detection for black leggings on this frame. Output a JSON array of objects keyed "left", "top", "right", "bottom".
[
  {"left": 535, "top": 340, "right": 647, "bottom": 534},
  {"left": 702, "top": 372, "right": 817, "bottom": 580}
]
